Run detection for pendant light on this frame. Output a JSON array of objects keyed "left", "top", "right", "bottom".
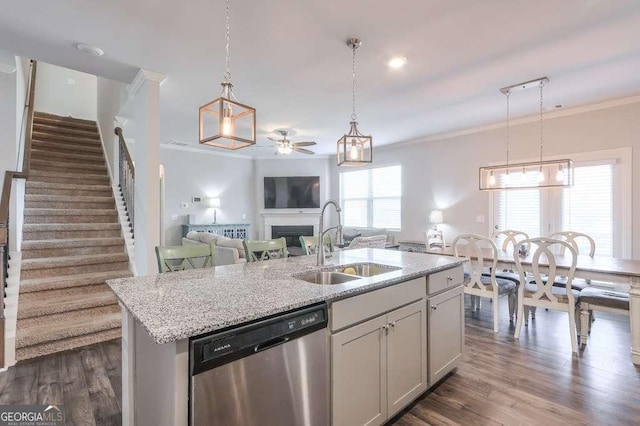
[
  {"left": 479, "top": 77, "right": 573, "bottom": 190},
  {"left": 337, "top": 38, "right": 372, "bottom": 167},
  {"left": 198, "top": 0, "right": 256, "bottom": 150}
]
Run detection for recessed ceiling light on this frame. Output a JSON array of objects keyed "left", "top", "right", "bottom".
[
  {"left": 387, "top": 56, "right": 407, "bottom": 69},
  {"left": 76, "top": 43, "right": 104, "bottom": 57}
]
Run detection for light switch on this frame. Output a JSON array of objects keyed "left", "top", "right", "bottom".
[{"left": 476, "top": 215, "right": 485, "bottom": 223}]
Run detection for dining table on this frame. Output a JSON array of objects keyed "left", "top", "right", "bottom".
[{"left": 426, "top": 246, "right": 640, "bottom": 365}]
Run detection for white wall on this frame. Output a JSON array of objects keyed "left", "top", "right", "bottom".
[
  {"left": 161, "top": 148, "right": 256, "bottom": 245},
  {"left": 254, "top": 157, "right": 333, "bottom": 237},
  {"left": 34, "top": 62, "right": 97, "bottom": 120},
  {"left": 96, "top": 77, "right": 128, "bottom": 178},
  {"left": 330, "top": 100, "right": 640, "bottom": 258}
]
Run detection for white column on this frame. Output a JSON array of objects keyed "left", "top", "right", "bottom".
[
  {"left": 121, "top": 69, "right": 165, "bottom": 426},
  {"left": 128, "top": 69, "right": 165, "bottom": 276},
  {"left": 630, "top": 276, "right": 640, "bottom": 365}
]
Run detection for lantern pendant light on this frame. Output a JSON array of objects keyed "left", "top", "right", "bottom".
[
  {"left": 337, "top": 38, "right": 372, "bottom": 166},
  {"left": 198, "top": 0, "right": 256, "bottom": 150},
  {"left": 479, "top": 77, "right": 573, "bottom": 190}
]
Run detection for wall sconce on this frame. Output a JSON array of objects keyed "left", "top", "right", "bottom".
[
  {"left": 206, "top": 197, "right": 221, "bottom": 224},
  {"left": 429, "top": 210, "right": 444, "bottom": 230}
]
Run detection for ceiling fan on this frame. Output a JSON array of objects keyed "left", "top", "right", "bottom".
[{"left": 267, "top": 130, "right": 316, "bottom": 155}]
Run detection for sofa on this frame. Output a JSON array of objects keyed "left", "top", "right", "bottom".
[
  {"left": 341, "top": 227, "right": 393, "bottom": 246},
  {"left": 182, "top": 231, "right": 246, "bottom": 265}
]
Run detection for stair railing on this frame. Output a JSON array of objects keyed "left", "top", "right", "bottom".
[
  {"left": 115, "top": 127, "right": 134, "bottom": 235},
  {"left": 0, "top": 59, "right": 37, "bottom": 368}
]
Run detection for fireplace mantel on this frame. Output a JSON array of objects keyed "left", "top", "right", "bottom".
[{"left": 260, "top": 211, "right": 320, "bottom": 239}]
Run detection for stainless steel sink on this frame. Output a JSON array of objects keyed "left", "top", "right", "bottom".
[
  {"left": 332, "top": 263, "right": 402, "bottom": 277},
  {"left": 295, "top": 271, "right": 361, "bottom": 285}
]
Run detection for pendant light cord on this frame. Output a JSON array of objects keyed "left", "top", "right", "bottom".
[
  {"left": 539, "top": 80, "right": 544, "bottom": 163},
  {"left": 223, "top": 0, "right": 231, "bottom": 82},
  {"left": 351, "top": 45, "right": 357, "bottom": 122},
  {"left": 506, "top": 90, "right": 510, "bottom": 166}
]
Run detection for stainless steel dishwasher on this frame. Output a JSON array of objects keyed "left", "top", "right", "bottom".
[{"left": 189, "top": 303, "right": 329, "bottom": 426}]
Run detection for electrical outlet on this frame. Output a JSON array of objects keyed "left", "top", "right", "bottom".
[
  {"left": 241, "top": 213, "right": 247, "bottom": 220},
  {"left": 171, "top": 214, "right": 179, "bottom": 221},
  {"left": 180, "top": 202, "right": 189, "bottom": 209},
  {"left": 67, "top": 78, "right": 76, "bottom": 85},
  {"left": 476, "top": 215, "right": 485, "bottom": 223}
]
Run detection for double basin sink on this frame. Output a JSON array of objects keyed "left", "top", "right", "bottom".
[{"left": 295, "top": 263, "right": 401, "bottom": 285}]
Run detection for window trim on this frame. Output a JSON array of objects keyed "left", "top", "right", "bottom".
[{"left": 488, "top": 147, "right": 631, "bottom": 257}]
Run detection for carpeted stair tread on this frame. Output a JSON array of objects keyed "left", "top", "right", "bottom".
[
  {"left": 31, "top": 148, "right": 104, "bottom": 164},
  {"left": 19, "top": 269, "right": 132, "bottom": 293},
  {"left": 21, "top": 253, "right": 128, "bottom": 270},
  {"left": 15, "top": 330, "right": 121, "bottom": 361},
  {"left": 16, "top": 305, "right": 121, "bottom": 348},
  {"left": 32, "top": 131, "right": 100, "bottom": 145},
  {"left": 24, "top": 223, "right": 121, "bottom": 232},
  {"left": 17, "top": 284, "right": 118, "bottom": 319},
  {"left": 25, "top": 194, "right": 114, "bottom": 203},
  {"left": 34, "top": 112, "right": 96, "bottom": 127},
  {"left": 26, "top": 181, "right": 111, "bottom": 192},
  {"left": 33, "top": 123, "right": 98, "bottom": 138},
  {"left": 24, "top": 208, "right": 117, "bottom": 217},
  {"left": 28, "top": 169, "right": 109, "bottom": 185},
  {"left": 31, "top": 158, "right": 108, "bottom": 172},
  {"left": 31, "top": 140, "right": 103, "bottom": 155},
  {"left": 22, "top": 237, "right": 125, "bottom": 250}
]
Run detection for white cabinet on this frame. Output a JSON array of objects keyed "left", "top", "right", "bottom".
[
  {"left": 332, "top": 300, "right": 427, "bottom": 426},
  {"left": 428, "top": 285, "right": 464, "bottom": 385}
]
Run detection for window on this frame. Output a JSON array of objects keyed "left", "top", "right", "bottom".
[
  {"left": 340, "top": 165, "right": 402, "bottom": 230},
  {"left": 562, "top": 164, "right": 613, "bottom": 256},
  {"left": 492, "top": 149, "right": 630, "bottom": 258}
]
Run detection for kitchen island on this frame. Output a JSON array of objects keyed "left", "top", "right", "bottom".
[{"left": 107, "top": 248, "right": 466, "bottom": 426}]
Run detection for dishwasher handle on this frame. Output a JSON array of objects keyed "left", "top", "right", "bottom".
[{"left": 254, "top": 336, "right": 290, "bottom": 353}]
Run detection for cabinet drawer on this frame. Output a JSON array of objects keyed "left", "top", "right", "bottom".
[
  {"left": 427, "top": 266, "right": 463, "bottom": 296},
  {"left": 330, "top": 277, "right": 426, "bottom": 332}
]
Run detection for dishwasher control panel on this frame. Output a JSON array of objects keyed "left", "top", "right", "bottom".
[{"left": 191, "top": 303, "right": 327, "bottom": 375}]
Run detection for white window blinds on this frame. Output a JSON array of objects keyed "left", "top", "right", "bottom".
[
  {"left": 562, "top": 164, "right": 614, "bottom": 256},
  {"left": 340, "top": 165, "right": 402, "bottom": 230},
  {"left": 495, "top": 172, "right": 541, "bottom": 240}
]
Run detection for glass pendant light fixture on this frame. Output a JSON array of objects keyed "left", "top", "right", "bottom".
[
  {"left": 198, "top": 0, "right": 256, "bottom": 150},
  {"left": 479, "top": 77, "right": 573, "bottom": 190},
  {"left": 337, "top": 38, "right": 372, "bottom": 166}
]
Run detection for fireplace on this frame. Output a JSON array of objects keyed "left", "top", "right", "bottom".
[{"left": 271, "top": 225, "right": 314, "bottom": 248}]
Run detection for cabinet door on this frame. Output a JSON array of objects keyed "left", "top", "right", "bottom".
[
  {"left": 386, "top": 300, "right": 427, "bottom": 417},
  {"left": 428, "top": 285, "right": 464, "bottom": 385},
  {"left": 332, "top": 315, "right": 388, "bottom": 426}
]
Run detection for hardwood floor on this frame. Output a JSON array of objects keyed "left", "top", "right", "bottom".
[
  {"left": 0, "top": 297, "right": 638, "bottom": 425},
  {"left": 0, "top": 338, "right": 121, "bottom": 426}
]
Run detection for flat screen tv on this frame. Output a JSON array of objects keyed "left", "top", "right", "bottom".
[{"left": 264, "top": 176, "right": 320, "bottom": 209}]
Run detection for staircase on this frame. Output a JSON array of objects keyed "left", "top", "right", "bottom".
[{"left": 15, "top": 112, "right": 132, "bottom": 361}]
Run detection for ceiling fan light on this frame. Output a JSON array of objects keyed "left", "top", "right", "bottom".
[{"left": 277, "top": 145, "right": 293, "bottom": 154}]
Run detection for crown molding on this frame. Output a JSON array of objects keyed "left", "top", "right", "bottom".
[
  {"left": 378, "top": 94, "right": 640, "bottom": 153},
  {"left": 127, "top": 68, "right": 167, "bottom": 97}
]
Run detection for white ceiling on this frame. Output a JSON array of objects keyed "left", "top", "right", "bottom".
[{"left": 1, "top": 0, "right": 640, "bottom": 156}]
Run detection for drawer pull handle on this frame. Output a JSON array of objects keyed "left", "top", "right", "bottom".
[
  {"left": 389, "top": 321, "right": 396, "bottom": 328},
  {"left": 431, "top": 306, "right": 438, "bottom": 311},
  {"left": 446, "top": 276, "right": 453, "bottom": 281}
]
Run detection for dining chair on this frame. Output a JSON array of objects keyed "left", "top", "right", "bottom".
[
  {"left": 155, "top": 244, "right": 215, "bottom": 273},
  {"left": 513, "top": 237, "right": 581, "bottom": 354},
  {"left": 489, "top": 230, "right": 531, "bottom": 319},
  {"left": 243, "top": 238, "right": 288, "bottom": 262},
  {"left": 299, "top": 235, "right": 333, "bottom": 255},
  {"left": 452, "top": 234, "right": 517, "bottom": 332},
  {"left": 425, "top": 229, "right": 445, "bottom": 249},
  {"left": 549, "top": 231, "right": 596, "bottom": 257},
  {"left": 347, "top": 235, "right": 387, "bottom": 249}
]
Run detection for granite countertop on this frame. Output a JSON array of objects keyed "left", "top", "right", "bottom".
[{"left": 106, "top": 248, "right": 466, "bottom": 344}]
